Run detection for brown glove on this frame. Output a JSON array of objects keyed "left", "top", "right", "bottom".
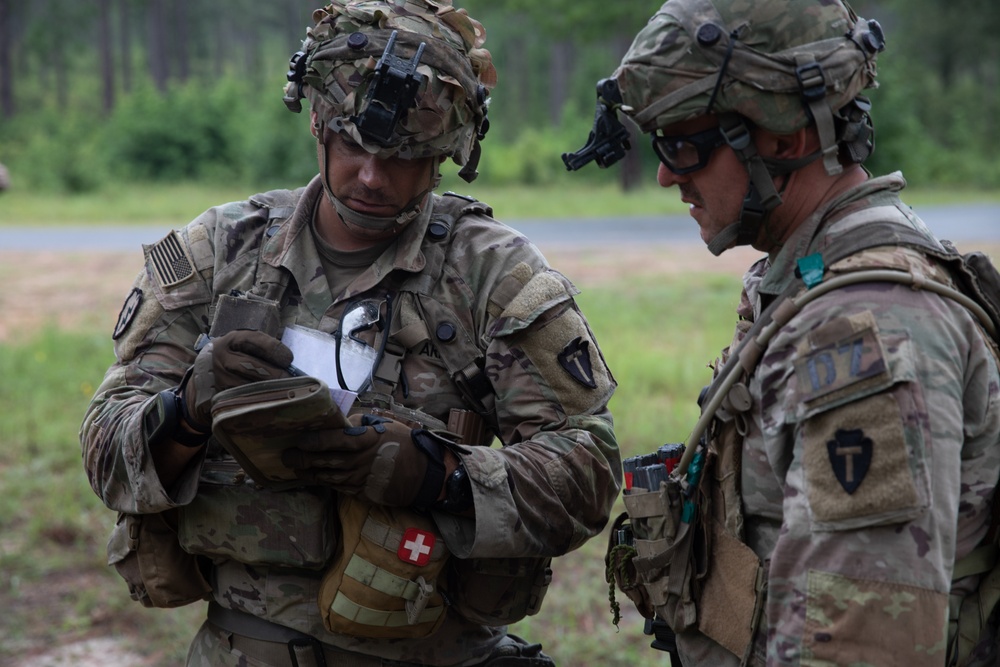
[
  {"left": 179, "top": 329, "right": 294, "bottom": 433},
  {"left": 281, "top": 414, "right": 447, "bottom": 508}
]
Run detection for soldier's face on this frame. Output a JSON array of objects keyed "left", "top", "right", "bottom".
[
  {"left": 654, "top": 116, "right": 747, "bottom": 250},
  {"left": 323, "top": 131, "right": 437, "bottom": 219}
]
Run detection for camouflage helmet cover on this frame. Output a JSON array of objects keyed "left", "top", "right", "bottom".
[
  {"left": 614, "top": 0, "right": 881, "bottom": 135},
  {"left": 284, "top": 0, "right": 497, "bottom": 168}
]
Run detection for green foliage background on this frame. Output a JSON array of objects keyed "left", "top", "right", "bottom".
[{"left": 1, "top": 0, "right": 998, "bottom": 195}]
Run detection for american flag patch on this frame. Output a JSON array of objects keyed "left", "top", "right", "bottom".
[{"left": 148, "top": 231, "right": 195, "bottom": 288}]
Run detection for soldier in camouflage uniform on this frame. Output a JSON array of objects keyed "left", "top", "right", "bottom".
[
  {"left": 80, "top": 2, "right": 620, "bottom": 666},
  {"left": 567, "top": 0, "right": 1000, "bottom": 665}
]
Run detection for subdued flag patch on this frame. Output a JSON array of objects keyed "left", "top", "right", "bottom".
[{"left": 148, "top": 231, "right": 195, "bottom": 288}]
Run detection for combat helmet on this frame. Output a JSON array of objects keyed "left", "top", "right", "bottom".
[
  {"left": 283, "top": 1, "right": 496, "bottom": 230},
  {"left": 564, "top": 0, "right": 885, "bottom": 255}
]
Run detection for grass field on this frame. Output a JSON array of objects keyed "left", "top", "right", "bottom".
[{"left": 2, "top": 180, "right": 998, "bottom": 227}]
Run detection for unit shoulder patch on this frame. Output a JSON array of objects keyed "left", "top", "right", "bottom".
[
  {"left": 802, "top": 392, "right": 920, "bottom": 527},
  {"left": 112, "top": 287, "right": 143, "bottom": 340},
  {"left": 558, "top": 336, "right": 597, "bottom": 389}
]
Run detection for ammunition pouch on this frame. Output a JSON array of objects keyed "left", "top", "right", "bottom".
[
  {"left": 609, "top": 474, "right": 703, "bottom": 632},
  {"left": 608, "top": 430, "right": 764, "bottom": 663},
  {"left": 107, "top": 509, "right": 212, "bottom": 608}
]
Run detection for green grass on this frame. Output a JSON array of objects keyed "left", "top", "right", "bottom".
[
  {"left": 0, "top": 272, "right": 734, "bottom": 665},
  {"left": 5, "top": 179, "right": 997, "bottom": 228}
]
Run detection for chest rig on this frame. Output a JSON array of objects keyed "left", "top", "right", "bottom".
[
  {"left": 183, "top": 190, "right": 555, "bottom": 639},
  {"left": 608, "top": 206, "right": 1000, "bottom": 666},
  {"left": 246, "top": 191, "right": 497, "bottom": 446}
]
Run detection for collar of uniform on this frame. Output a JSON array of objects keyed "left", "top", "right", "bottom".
[
  {"left": 257, "top": 175, "right": 433, "bottom": 317},
  {"left": 756, "top": 172, "right": 907, "bottom": 299}
]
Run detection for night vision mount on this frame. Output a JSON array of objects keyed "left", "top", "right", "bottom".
[
  {"left": 562, "top": 78, "right": 632, "bottom": 171},
  {"left": 353, "top": 30, "right": 427, "bottom": 147}
]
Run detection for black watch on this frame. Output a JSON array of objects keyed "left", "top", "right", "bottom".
[
  {"left": 436, "top": 463, "right": 474, "bottom": 514},
  {"left": 142, "top": 389, "right": 209, "bottom": 448}
]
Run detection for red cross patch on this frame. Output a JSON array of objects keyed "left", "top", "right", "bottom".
[{"left": 398, "top": 528, "right": 435, "bottom": 567}]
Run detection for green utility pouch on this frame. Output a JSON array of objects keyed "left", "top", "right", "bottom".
[
  {"left": 107, "top": 509, "right": 212, "bottom": 608},
  {"left": 210, "top": 375, "right": 350, "bottom": 490},
  {"left": 177, "top": 459, "right": 335, "bottom": 570},
  {"left": 446, "top": 556, "right": 553, "bottom": 626}
]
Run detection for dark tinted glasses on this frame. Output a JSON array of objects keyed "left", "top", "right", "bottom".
[{"left": 651, "top": 126, "right": 728, "bottom": 175}]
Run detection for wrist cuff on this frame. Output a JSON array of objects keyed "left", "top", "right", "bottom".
[
  {"left": 411, "top": 429, "right": 447, "bottom": 510},
  {"left": 142, "top": 389, "right": 210, "bottom": 449}
]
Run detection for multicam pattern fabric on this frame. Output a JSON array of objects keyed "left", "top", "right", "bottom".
[
  {"left": 286, "top": 0, "right": 496, "bottom": 164},
  {"left": 614, "top": 0, "right": 879, "bottom": 133},
  {"left": 678, "top": 173, "right": 1000, "bottom": 666},
  {"left": 80, "top": 176, "right": 620, "bottom": 665}
]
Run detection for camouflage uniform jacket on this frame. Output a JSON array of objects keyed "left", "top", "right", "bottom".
[
  {"left": 679, "top": 172, "right": 1000, "bottom": 667},
  {"left": 80, "top": 175, "right": 621, "bottom": 665}
]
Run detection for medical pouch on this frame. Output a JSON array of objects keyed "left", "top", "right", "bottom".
[{"left": 318, "top": 495, "right": 450, "bottom": 639}]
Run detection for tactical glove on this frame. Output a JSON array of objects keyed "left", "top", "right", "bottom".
[
  {"left": 179, "top": 329, "right": 294, "bottom": 433},
  {"left": 281, "top": 414, "right": 447, "bottom": 508}
]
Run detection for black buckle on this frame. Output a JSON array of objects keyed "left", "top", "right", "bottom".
[
  {"left": 795, "top": 62, "right": 826, "bottom": 102},
  {"left": 287, "top": 636, "right": 328, "bottom": 667},
  {"left": 718, "top": 117, "right": 752, "bottom": 152}
]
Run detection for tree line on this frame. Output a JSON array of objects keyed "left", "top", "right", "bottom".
[{"left": 0, "top": 0, "right": 998, "bottom": 193}]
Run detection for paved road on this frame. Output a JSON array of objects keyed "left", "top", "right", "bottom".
[{"left": 2, "top": 203, "right": 997, "bottom": 251}]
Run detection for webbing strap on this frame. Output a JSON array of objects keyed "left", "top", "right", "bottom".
[
  {"left": 344, "top": 554, "right": 424, "bottom": 600},
  {"left": 954, "top": 544, "right": 1000, "bottom": 581},
  {"left": 330, "top": 591, "right": 444, "bottom": 628}
]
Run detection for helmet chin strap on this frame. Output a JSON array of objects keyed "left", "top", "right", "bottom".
[
  {"left": 316, "top": 123, "right": 441, "bottom": 234},
  {"left": 706, "top": 114, "right": 820, "bottom": 256}
]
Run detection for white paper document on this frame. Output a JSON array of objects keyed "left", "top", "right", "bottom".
[{"left": 280, "top": 325, "right": 360, "bottom": 415}]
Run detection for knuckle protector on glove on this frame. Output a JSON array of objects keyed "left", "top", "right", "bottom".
[{"left": 228, "top": 332, "right": 294, "bottom": 369}]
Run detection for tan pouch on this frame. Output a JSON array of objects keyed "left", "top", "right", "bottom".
[
  {"left": 615, "top": 474, "right": 706, "bottom": 632},
  {"left": 107, "top": 509, "right": 212, "bottom": 608},
  {"left": 210, "top": 376, "right": 350, "bottom": 489},
  {"left": 318, "top": 496, "right": 449, "bottom": 638}
]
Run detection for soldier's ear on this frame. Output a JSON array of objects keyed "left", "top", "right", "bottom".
[
  {"left": 763, "top": 126, "right": 814, "bottom": 161},
  {"left": 310, "top": 111, "right": 321, "bottom": 138}
]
